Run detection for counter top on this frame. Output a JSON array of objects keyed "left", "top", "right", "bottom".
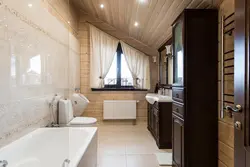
[{"left": 146, "top": 93, "right": 172, "bottom": 104}]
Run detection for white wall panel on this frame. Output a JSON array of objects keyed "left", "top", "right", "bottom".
[{"left": 0, "top": 0, "right": 80, "bottom": 148}]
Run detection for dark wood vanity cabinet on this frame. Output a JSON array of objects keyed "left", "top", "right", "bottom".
[
  {"left": 172, "top": 9, "right": 218, "bottom": 167},
  {"left": 147, "top": 102, "right": 172, "bottom": 149}
]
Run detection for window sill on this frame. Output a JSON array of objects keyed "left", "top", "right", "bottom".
[{"left": 91, "top": 88, "right": 148, "bottom": 91}]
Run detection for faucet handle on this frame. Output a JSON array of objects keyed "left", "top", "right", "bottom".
[
  {"left": 63, "top": 159, "right": 70, "bottom": 167},
  {"left": 0, "top": 160, "right": 8, "bottom": 167}
]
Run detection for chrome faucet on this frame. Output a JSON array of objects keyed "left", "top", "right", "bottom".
[
  {"left": 62, "top": 159, "right": 70, "bottom": 167},
  {"left": 0, "top": 160, "right": 8, "bottom": 167},
  {"left": 45, "top": 122, "right": 60, "bottom": 128}
]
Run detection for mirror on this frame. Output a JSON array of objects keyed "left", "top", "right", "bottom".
[
  {"left": 159, "top": 49, "right": 167, "bottom": 84},
  {"left": 158, "top": 39, "right": 173, "bottom": 86}
]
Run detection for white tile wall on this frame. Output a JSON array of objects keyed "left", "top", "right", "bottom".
[{"left": 0, "top": 0, "right": 80, "bottom": 148}]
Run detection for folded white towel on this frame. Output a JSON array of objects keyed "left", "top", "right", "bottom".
[{"left": 155, "top": 152, "right": 173, "bottom": 166}]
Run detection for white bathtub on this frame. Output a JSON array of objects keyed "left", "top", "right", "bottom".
[{"left": 0, "top": 127, "right": 98, "bottom": 167}]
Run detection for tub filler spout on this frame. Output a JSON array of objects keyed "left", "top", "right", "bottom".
[
  {"left": 62, "top": 159, "right": 70, "bottom": 167},
  {"left": 0, "top": 160, "right": 8, "bottom": 167}
]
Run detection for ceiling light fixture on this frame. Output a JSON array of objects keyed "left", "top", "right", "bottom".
[
  {"left": 134, "top": 22, "right": 139, "bottom": 27},
  {"left": 100, "top": 4, "right": 104, "bottom": 8},
  {"left": 28, "top": 4, "right": 33, "bottom": 8},
  {"left": 68, "top": 21, "right": 71, "bottom": 24}
]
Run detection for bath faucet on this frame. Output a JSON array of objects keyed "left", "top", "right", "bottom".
[
  {"left": 0, "top": 160, "right": 8, "bottom": 167},
  {"left": 62, "top": 159, "right": 70, "bottom": 167},
  {"left": 45, "top": 122, "right": 60, "bottom": 128}
]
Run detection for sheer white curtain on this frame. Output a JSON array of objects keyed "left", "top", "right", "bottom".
[
  {"left": 90, "top": 25, "right": 119, "bottom": 88},
  {"left": 120, "top": 41, "right": 150, "bottom": 89}
]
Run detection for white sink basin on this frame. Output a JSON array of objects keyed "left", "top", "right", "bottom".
[{"left": 145, "top": 93, "right": 172, "bottom": 104}]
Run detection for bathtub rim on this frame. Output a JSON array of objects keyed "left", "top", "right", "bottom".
[{"left": 0, "top": 127, "right": 98, "bottom": 167}]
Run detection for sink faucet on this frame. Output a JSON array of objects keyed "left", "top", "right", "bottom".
[
  {"left": 0, "top": 160, "right": 8, "bottom": 167},
  {"left": 162, "top": 88, "right": 165, "bottom": 95}
]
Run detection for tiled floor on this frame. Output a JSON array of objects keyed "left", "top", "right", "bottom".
[{"left": 97, "top": 123, "right": 172, "bottom": 167}]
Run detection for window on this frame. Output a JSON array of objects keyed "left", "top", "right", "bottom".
[
  {"left": 104, "top": 53, "right": 117, "bottom": 85},
  {"left": 104, "top": 43, "right": 134, "bottom": 88}
]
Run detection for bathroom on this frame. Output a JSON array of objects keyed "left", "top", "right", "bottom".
[{"left": 0, "top": 0, "right": 244, "bottom": 167}]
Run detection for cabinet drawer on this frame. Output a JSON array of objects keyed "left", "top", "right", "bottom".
[
  {"left": 173, "top": 87, "right": 184, "bottom": 103},
  {"left": 173, "top": 102, "right": 184, "bottom": 118}
]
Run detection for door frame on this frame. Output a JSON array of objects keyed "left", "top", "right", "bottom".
[{"left": 235, "top": 0, "right": 250, "bottom": 166}]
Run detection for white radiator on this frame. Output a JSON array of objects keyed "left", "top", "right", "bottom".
[{"left": 103, "top": 100, "right": 137, "bottom": 120}]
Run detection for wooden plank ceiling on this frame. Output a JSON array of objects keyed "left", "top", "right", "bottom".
[{"left": 72, "top": 0, "right": 222, "bottom": 56}]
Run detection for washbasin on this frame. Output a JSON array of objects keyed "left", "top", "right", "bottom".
[{"left": 145, "top": 93, "right": 172, "bottom": 104}]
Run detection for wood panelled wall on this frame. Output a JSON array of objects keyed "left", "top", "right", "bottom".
[
  {"left": 78, "top": 19, "right": 158, "bottom": 123},
  {"left": 218, "top": 0, "right": 235, "bottom": 166}
]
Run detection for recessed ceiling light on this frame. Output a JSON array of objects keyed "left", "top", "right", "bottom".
[
  {"left": 100, "top": 4, "right": 104, "bottom": 8},
  {"left": 68, "top": 21, "right": 70, "bottom": 24},
  {"left": 134, "top": 22, "right": 139, "bottom": 27},
  {"left": 28, "top": 4, "right": 33, "bottom": 8},
  {"left": 139, "top": 0, "right": 147, "bottom": 3}
]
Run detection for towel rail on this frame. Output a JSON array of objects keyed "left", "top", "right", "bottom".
[{"left": 220, "top": 13, "right": 235, "bottom": 119}]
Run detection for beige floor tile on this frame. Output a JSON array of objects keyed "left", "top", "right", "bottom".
[
  {"left": 126, "top": 154, "right": 159, "bottom": 167},
  {"left": 97, "top": 123, "right": 172, "bottom": 167},
  {"left": 99, "top": 131, "right": 154, "bottom": 143},
  {"left": 125, "top": 141, "right": 159, "bottom": 154},
  {"left": 98, "top": 131, "right": 119, "bottom": 142},
  {"left": 97, "top": 123, "right": 147, "bottom": 132},
  {"left": 126, "top": 131, "right": 155, "bottom": 142},
  {"left": 98, "top": 140, "right": 126, "bottom": 155},
  {"left": 98, "top": 155, "right": 126, "bottom": 167}
]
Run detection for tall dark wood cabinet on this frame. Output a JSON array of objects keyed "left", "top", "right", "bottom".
[{"left": 172, "top": 9, "right": 218, "bottom": 167}]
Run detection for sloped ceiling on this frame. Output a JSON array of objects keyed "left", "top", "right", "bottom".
[{"left": 72, "top": 0, "right": 222, "bottom": 56}]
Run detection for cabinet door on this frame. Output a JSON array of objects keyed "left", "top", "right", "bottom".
[
  {"left": 148, "top": 104, "right": 154, "bottom": 130},
  {"left": 172, "top": 115, "right": 184, "bottom": 167},
  {"left": 150, "top": 108, "right": 154, "bottom": 131},
  {"left": 173, "top": 18, "right": 184, "bottom": 86},
  {"left": 153, "top": 107, "right": 159, "bottom": 138},
  {"left": 148, "top": 104, "right": 152, "bottom": 129},
  {"left": 147, "top": 104, "right": 150, "bottom": 127},
  {"left": 155, "top": 116, "right": 159, "bottom": 141}
]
